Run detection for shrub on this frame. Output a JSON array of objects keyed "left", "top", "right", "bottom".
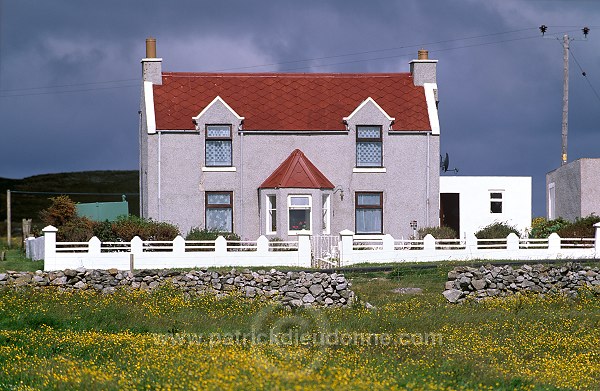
[
  {"left": 92, "top": 220, "right": 119, "bottom": 242},
  {"left": 58, "top": 216, "right": 95, "bottom": 242},
  {"left": 529, "top": 217, "right": 570, "bottom": 239},
  {"left": 417, "top": 226, "right": 457, "bottom": 239},
  {"left": 475, "top": 222, "right": 520, "bottom": 239},
  {"left": 557, "top": 214, "right": 600, "bottom": 238},
  {"left": 112, "top": 216, "right": 180, "bottom": 241},
  {"left": 39, "top": 196, "right": 77, "bottom": 227},
  {"left": 185, "top": 227, "right": 240, "bottom": 241}
]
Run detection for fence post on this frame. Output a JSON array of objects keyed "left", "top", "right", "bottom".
[
  {"left": 423, "top": 234, "right": 435, "bottom": 251},
  {"left": 548, "top": 233, "right": 561, "bottom": 252},
  {"left": 594, "top": 223, "right": 600, "bottom": 257},
  {"left": 43, "top": 225, "right": 58, "bottom": 271},
  {"left": 215, "top": 236, "right": 227, "bottom": 255},
  {"left": 507, "top": 233, "right": 519, "bottom": 251},
  {"left": 256, "top": 235, "right": 269, "bottom": 254},
  {"left": 173, "top": 236, "right": 185, "bottom": 254},
  {"left": 382, "top": 234, "right": 394, "bottom": 252},
  {"left": 89, "top": 236, "right": 101, "bottom": 255},
  {"left": 339, "top": 230, "right": 354, "bottom": 266},
  {"left": 297, "top": 231, "right": 311, "bottom": 267}
]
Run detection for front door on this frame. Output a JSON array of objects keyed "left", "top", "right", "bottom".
[{"left": 440, "top": 193, "right": 460, "bottom": 237}]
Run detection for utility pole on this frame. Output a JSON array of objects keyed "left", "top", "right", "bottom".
[
  {"left": 561, "top": 34, "right": 570, "bottom": 166},
  {"left": 6, "top": 190, "right": 11, "bottom": 248}
]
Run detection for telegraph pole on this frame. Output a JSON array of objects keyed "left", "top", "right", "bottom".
[
  {"left": 540, "top": 25, "right": 589, "bottom": 166},
  {"left": 561, "top": 34, "right": 570, "bottom": 166}
]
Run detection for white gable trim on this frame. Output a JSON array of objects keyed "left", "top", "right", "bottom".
[
  {"left": 343, "top": 97, "right": 395, "bottom": 127},
  {"left": 192, "top": 96, "right": 245, "bottom": 127},
  {"left": 424, "top": 83, "right": 440, "bottom": 135},
  {"left": 144, "top": 81, "right": 156, "bottom": 134}
]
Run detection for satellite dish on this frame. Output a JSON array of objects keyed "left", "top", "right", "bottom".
[{"left": 442, "top": 153, "right": 449, "bottom": 172}]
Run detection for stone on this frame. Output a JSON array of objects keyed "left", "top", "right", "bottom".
[
  {"left": 443, "top": 289, "right": 463, "bottom": 303},
  {"left": 444, "top": 281, "right": 456, "bottom": 290},
  {"left": 0, "top": 273, "right": 6, "bottom": 281},
  {"left": 324, "top": 298, "right": 334, "bottom": 305},
  {"left": 51, "top": 277, "right": 67, "bottom": 286},
  {"left": 391, "top": 287, "right": 423, "bottom": 295},
  {"left": 309, "top": 284, "right": 324, "bottom": 297},
  {"left": 471, "top": 279, "right": 487, "bottom": 290},
  {"left": 302, "top": 293, "right": 315, "bottom": 303},
  {"left": 336, "top": 283, "right": 348, "bottom": 291},
  {"left": 73, "top": 281, "right": 87, "bottom": 289},
  {"left": 64, "top": 269, "right": 78, "bottom": 277}
]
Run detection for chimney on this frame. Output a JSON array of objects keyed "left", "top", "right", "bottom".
[
  {"left": 141, "top": 37, "right": 162, "bottom": 85},
  {"left": 409, "top": 48, "right": 437, "bottom": 86}
]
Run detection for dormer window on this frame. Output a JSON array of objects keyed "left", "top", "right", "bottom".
[
  {"left": 205, "top": 125, "right": 232, "bottom": 167},
  {"left": 356, "top": 125, "right": 383, "bottom": 167}
]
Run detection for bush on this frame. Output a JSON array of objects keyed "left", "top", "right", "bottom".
[
  {"left": 475, "top": 222, "right": 520, "bottom": 239},
  {"left": 557, "top": 214, "right": 600, "bottom": 238},
  {"left": 112, "top": 216, "right": 180, "bottom": 241},
  {"left": 58, "top": 216, "right": 95, "bottom": 242},
  {"left": 39, "top": 196, "right": 77, "bottom": 227},
  {"left": 92, "top": 220, "right": 119, "bottom": 242},
  {"left": 185, "top": 227, "right": 240, "bottom": 241},
  {"left": 529, "top": 217, "right": 570, "bottom": 239},
  {"left": 417, "top": 226, "right": 457, "bottom": 239}
]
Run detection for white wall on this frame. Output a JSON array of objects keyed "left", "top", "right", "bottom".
[{"left": 440, "top": 176, "right": 532, "bottom": 237}]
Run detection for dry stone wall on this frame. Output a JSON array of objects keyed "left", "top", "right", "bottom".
[
  {"left": 443, "top": 262, "right": 600, "bottom": 303},
  {"left": 0, "top": 268, "right": 354, "bottom": 308}
]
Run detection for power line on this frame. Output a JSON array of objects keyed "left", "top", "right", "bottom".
[
  {"left": 10, "top": 191, "right": 138, "bottom": 196},
  {"left": 0, "top": 83, "right": 139, "bottom": 98},
  {"left": 568, "top": 46, "right": 600, "bottom": 103},
  {"left": 0, "top": 78, "right": 138, "bottom": 93}
]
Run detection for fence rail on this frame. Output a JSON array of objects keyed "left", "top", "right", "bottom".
[{"left": 36, "top": 224, "right": 600, "bottom": 271}]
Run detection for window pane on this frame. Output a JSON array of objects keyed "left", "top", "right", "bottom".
[
  {"left": 491, "top": 201, "right": 502, "bottom": 214},
  {"left": 207, "top": 125, "right": 231, "bottom": 138},
  {"left": 206, "top": 208, "right": 233, "bottom": 231},
  {"left": 490, "top": 192, "right": 502, "bottom": 199},
  {"left": 357, "top": 126, "right": 381, "bottom": 139},
  {"left": 207, "top": 193, "right": 231, "bottom": 205},
  {"left": 290, "top": 196, "right": 310, "bottom": 206},
  {"left": 206, "top": 140, "right": 232, "bottom": 166},
  {"left": 357, "top": 142, "right": 382, "bottom": 167},
  {"left": 268, "top": 195, "right": 277, "bottom": 233},
  {"left": 356, "top": 209, "right": 382, "bottom": 234},
  {"left": 357, "top": 193, "right": 381, "bottom": 206},
  {"left": 289, "top": 209, "right": 310, "bottom": 230}
]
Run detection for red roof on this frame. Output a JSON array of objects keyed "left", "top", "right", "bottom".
[
  {"left": 153, "top": 72, "right": 430, "bottom": 131},
  {"left": 260, "top": 149, "right": 335, "bottom": 189}
]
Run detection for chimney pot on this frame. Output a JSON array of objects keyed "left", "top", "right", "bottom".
[
  {"left": 418, "top": 49, "right": 428, "bottom": 60},
  {"left": 146, "top": 38, "right": 157, "bottom": 58}
]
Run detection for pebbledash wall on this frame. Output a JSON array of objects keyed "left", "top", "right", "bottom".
[{"left": 141, "top": 101, "right": 440, "bottom": 241}]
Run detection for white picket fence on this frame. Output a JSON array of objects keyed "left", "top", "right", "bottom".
[{"left": 39, "top": 224, "right": 600, "bottom": 271}]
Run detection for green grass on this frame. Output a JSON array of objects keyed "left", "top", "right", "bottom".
[
  {"left": 0, "top": 263, "right": 598, "bottom": 390},
  {"left": 0, "top": 239, "right": 43, "bottom": 272}
]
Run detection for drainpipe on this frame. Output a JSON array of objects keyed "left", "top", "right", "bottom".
[
  {"left": 239, "top": 126, "right": 244, "bottom": 238},
  {"left": 426, "top": 132, "right": 430, "bottom": 225},
  {"left": 138, "top": 110, "right": 144, "bottom": 218},
  {"left": 158, "top": 131, "right": 162, "bottom": 221}
]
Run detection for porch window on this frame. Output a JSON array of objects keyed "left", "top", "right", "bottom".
[
  {"left": 490, "top": 192, "right": 503, "bottom": 214},
  {"left": 356, "top": 126, "right": 383, "bottom": 167},
  {"left": 205, "top": 125, "right": 232, "bottom": 167},
  {"left": 205, "top": 192, "right": 233, "bottom": 232},
  {"left": 266, "top": 195, "right": 277, "bottom": 235},
  {"left": 355, "top": 192, "right": 383, "bottom": 234},
  {"left": 322, "top": 194, "right": 331, "bottom": 234},
  {"left": 288, "top": 195, "right": 311, "bottom": 233}
]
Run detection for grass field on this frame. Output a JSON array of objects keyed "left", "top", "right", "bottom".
[{"left": 0, "top": 250, "right": 599, "bottom": 390}]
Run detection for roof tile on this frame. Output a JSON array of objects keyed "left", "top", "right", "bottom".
[{"left": 153, "top": 73, "right": 431, "bottom": 131}]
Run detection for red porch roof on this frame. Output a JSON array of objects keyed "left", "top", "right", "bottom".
[
  {"left": 259, "top": 149, "right": 335, "bottom": 189},
  {"left": 153, "top": 72, "right": 430, "bottom": 131}
]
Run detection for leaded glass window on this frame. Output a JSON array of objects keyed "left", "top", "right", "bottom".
[
  {"left": 356, "top": 126, "right": 382, "bottom": 167},
  {"left": 206, "top": 125, "right": 232, "bottom": 167},
  {"left": 205, "top": 192, "right": 233, "bottom": 232}
]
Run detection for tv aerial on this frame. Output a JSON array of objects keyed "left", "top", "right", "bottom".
[{"left": 440, "top": 153, "right": 458, "bottom": 174}]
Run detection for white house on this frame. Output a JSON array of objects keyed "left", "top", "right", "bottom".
[{"left": 440, "top": 176, "right": 531, "bottom": 237}]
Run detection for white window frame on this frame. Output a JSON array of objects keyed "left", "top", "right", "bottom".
[
  {"left": 266, "top": 195, "right": 277, "bottom": 235},
  {"left": 287, "top": 195, "right": 312, "bottom": 235},
  {"left": 322, "top": 194, "right": 331, "bottom": 234},
  {"left": 548, "top": 182, "right": 556, "bottom": 219}
]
